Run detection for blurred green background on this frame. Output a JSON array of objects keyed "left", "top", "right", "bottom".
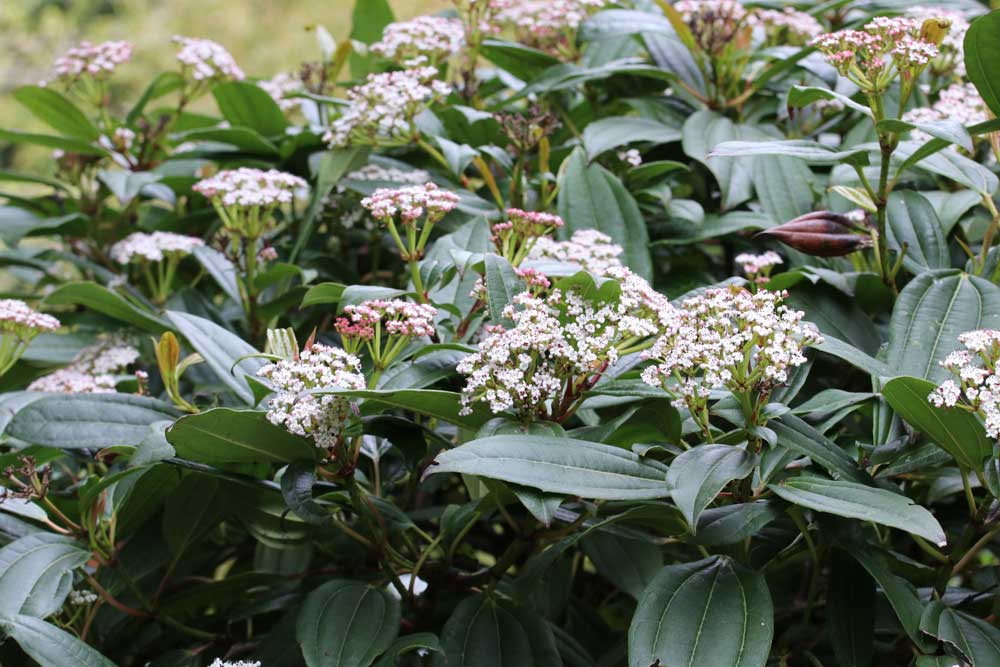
[{"left": 1, "top": 0, "right": 446, "bottom": 166}]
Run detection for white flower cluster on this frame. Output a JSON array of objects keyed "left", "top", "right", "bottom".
[
  {"left": 324, "top": 67, "right": 451, "bottom": 148},
  {"left": 906, "top": 6, "right": 970, "bottom": 75},
  {"left": 257, "top": 344, "right": 366, "bottom": 449},
  {"left": 110, "top": 231, "right": 204, "bottom": 264},
  {"left": 173, "top": 36, "right": 244, "bottom": 82},
  {"left": 344, "top": 164, "right": 433, "bottom": 185},
  {"left": 53, "top": 40, "right": 132, "bottom": 81},
  {"left": 68, "top": 589, "right": 99, "bottom": 606},
  {"left": 193, "top": 168, "right": 308, "bottom": 208},
  {"left": 491, "top": 0, "right": 609, "bottom": 54},
  {"left": 336, "top": 300, "right": 438, "bottom": 340},
  {"left": 371, "top": 15, "right": 466, "bottom": 67},
  {"left": 929, "top": 330, "right": 1000, "bottom": 438},
  {"left": 0, "top": 300, "right": 60, "bottom": 336},
  {"left": 458, "top": 270, "right": 668, "bottom": 419},
  {"left": 527, "top": 229, "right": 625, "bottom": 276},
  {"left": 811, "top": 17, "right": 941, "bottom": 82},
  {"left": 641, "top": 286, "right": 821, "bottom": 413},
  {"left": 258, "top": 72, "right": 303, "bottom": 112},
  {"left": 752, "top": 7, "right": 823, "bottom": 44},
  {"left": 902, "top": 82, "right": 989, "bottom": 148},
  {"left": 29, "top": 336, "right": 139, "bottom": 394},
  {"left": 735, "top": 251, "right": 783, "bottom": 282},
  {"left": 618, "top": 149, "right": 643, "bottom": 167},
  {"left": 208, "top": 661, "right": 261, "bottom": 667}
]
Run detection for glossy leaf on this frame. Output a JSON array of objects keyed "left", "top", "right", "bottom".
[
  {"left": 965, "top": 10, "right": 1000, "bottom": 117},
  {"left": 213, "top": 81, "right": 288, "bottom": 137},
  {"left": 886, "top": 191, "right": 949, "bottom": 274},
  {"left": 0, "top": 615, "right": 116, "bottom": 667},
  {"left": 427, "top": 435, "right": 671, "bottom": 500},
  {"left": 166, "top": 408, "right": 314, "bottom": 464},
  {"left": 297, "top": 579, "right": 400, "bottom": 667},
  {"left": 0, "top": 534, "right": 89, "bottom": 618},
  {"left": 438, "top": 594, "right": 562, "bottom": 667},
  {"left": 629, "top": 556, "right": 773, "bottom": 667},
  {"left": 666, "top": 444, "right": 755, "bottom": 530},
  {"left": 769, "top": 476, "right": 946, "bottom": 546},
  {"left": 13, "top": 86, "right": 99, "bottom": 140},
  {"left": 43, "top": 281, "right": 170, "bottom": 334}
]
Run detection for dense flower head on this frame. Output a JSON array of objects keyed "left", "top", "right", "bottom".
[
  {"left": 360, "top": 183, "right": 459, "bottom": 226},
  {"left": 674, "top": 0, "right": 751, "bottom": 54},
  {"left": 641, "top": 286, "right": 821, "bottom": 413},
  {"left": 336, "top": 300, "right": 438, "bottom": 341},
  {"left": 257, "top": 344, "right": 366, "bottom": 449},
  {"left": 810, "top": 16, "right": 941, "bottom": 88},
  {"left": 343, "top": 164, "right": 433, "bottom": 185},
  {"left": 173, "top": 36, "right": 245, "bottom": 82},
  {"left": 0, "top": 300, "right": 60, "bottom": 336},
  {"left": 491, "top": 0, "right": 610, "bottom": 54},
  {"left": 491, "top": 209, "right": 565, "bottom": 265},
  {"left": 68, "top": 589, "right": 99, "bottom": 606},
  {"left": 53, "top": 40, "right": 132, "bottom": 81},
  {"left": 527, "top": 229, "right": 624, "bottom": 276},
  {"left": 752, "top": 7, "right": 823, "bottom": 45},
  {"left": 736, "top": 251, "right": 783, "bottom": 283},
  {"left": 371, "top": 15, "right": 466, "bottom": 66},
  {"left": 902, "top": 82, "right": 989, "bottom": 148},
  {"left": 259, "top": 72, "right": 303, "bottom": 112},
  {"left": 458, "top": 270, "right": 668, "bottom": 419},
  {"left": 193, "top": 168, "right": 308, "bottom": 208},
  {"left": 110, "top": 232, "right": 204, "bottom": 264},
  {"left": 930, "top": 329, "right": 1000, "bottom": 438},
  {"left": 27, "top": 335, "right": 138, "bottom": 394},
  {"left": 323, "top": 67, "right": 451, "bottom": 148},
  {"left": 208, "top": 661, "right": 261, "bottom": 667}
]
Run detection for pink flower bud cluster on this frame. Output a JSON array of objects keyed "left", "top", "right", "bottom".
[
  {"left": 344, "top": 164, "right": 433, "bottom": 186},
  {"left": 490, "top": 0, "right": 610, "bottom": 54},
  {"left": 371, "top": 15, "right": 466, "bottom": 67},
  {"left": 53, "top": 40, "right": 132, "bottom": 81},
  {"left": 173, "top": 36, "right": 245, "bottom": 82},
  {"left": 360, "top": 183, "right": 459, "bottom": 226},
  {"left": 527, "top": 229, "right": 625, "bottom": 276},
  {"left": 323, "top": 67, "right": 451, "bottom": 148},
  {"left": 336, "top": 300, "right": 438, "bottom": 341},
  {"left": 193, "top": 168, "right": 308, "bottom": 208},
  {"left": 735, "top": 251, "right": 783, "bottom": 282},
  {"left": 903, "top": 83, "right": 989, "bottom": 148},
  {"left": 810, "top": 16, "right": 941, "bottom": 85},
  {"left": 929, "top": 330, "right": 1000, "bottom": 438},
  {"left": 110, "top": 232, "right": 205, "bottom": 264},
  {"left": 0, "top": 300, "right": 60, "bottom": 337},
  {"left": 752, "top": 7, "right": 823, "bottom": 45},
  {"left": 641, "top": 286, "right": 821, "bottom": 413},
  {"left": 257, "top": 344, "right": 366, "bottom": 449},
  {"left": 458, "top": 269, "right": 668, "bottom": 419},
  {"left": 258, "top": 72, "right": 303, "bottom": 112}
]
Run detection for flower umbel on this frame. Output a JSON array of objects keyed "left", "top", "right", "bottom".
[
  {"left": 257, "top": 344, "right": 366, "bottom": 450},
  {"left": 0, "top": 300, "right": 60, "bottom": 377},
  {"left": 371, "top": 16, "right": 466, "bottom": 67},
  {"left": 335, "top": 299, "right": 437, "bottom": 384},
  {"left": 491, "top": 209, "right": 565, "bottom": 266},
  {"left": 929, "top": 330, "right": 1000, "bottom": 439},
  {"left": 110, "top": 231, "right": 204, "bottom": 303},
  {"left": 527, "top": 229, "right": 625, "bottom": 276}
]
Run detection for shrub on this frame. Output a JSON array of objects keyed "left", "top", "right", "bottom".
[{"left": 1, "top": 2, "right": 1000, "bottom": 666}]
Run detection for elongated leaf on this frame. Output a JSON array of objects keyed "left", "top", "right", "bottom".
[
  {"left": 920, "top": 601, "right": 1000, "bottom": 666},
  {"left": 427, "top": 435, "right": 671, "bottom": 500},
  {"left": 582, "top": 116, "right": 680, "bottom": 159},
  {"left": 965, "top": 11, "right": 1000, "bottom": 117},
  {"left": 769, "top": 476, "right": 946, "bottom": 546},
  {"left": 752, "top": 155, "right": 814, "bottom": 224},
  {"left": 193, "top": 246, "right": 241, "bottom": 303},
  {"left": 166, "top": 409, "right": 314, "bottom": 464},
  {"left": 682, "top": 110, "right": 754, "bottom": 210},
  {"left": 666, "top": 444, "right": 754, "bottom": 530},
  {"left": 13, "top": 86, "right": 99, "bottom": 140},
  {"left": 0, "top": 615, "right": 116, "bottom": 667},
  {"left": 300, "top": 282, "right": 346, "bottom": 307},
  {"left": 557, "top": 147, "right": 652, "bottom": 279},
  {"left": 483, "top": 254, "right": 519, "bottom": 325},
  {"left": 43, "top": 281, "right": 170, "bottom": 333},
  {"left": 213, "top": 81, "right": 288, "bottom": 136},
  {"left": 162, "top": 474, "right": 226, "bottom": 559},
  {"left": 879, "top": 118, "right": 973, "bottom": 153},
  {"left": 581, "top": 529, "right": 662, "bottom": 599},
  {"left": 7, "top": 394, "right": 179, "bottom": 448},
  {"left": 280, "top": 460, "right": 329, "bottom": 525},
  {"left": 886, "top": 191, "right": 949, "bottom": 274},
  {"left": 481, "top": 39, "right": 561, "bottom": 80},
  {"left": 887, "top": 270, "right": 1000, "bottom": 383},
  {"left": 772, "top": 414, "right": 869, "bottom": 483},
  {"left": 845, "top": 544, "right": 929, "bottom": 649},
  {"left": 814, "top": 335, "right": 891, "bottom": 376},
  {"left": 166, "top": 311, "right": 265, "bottom": 405},
  {"left": 318, "top": 388, "right": 489, "bottom": 429},
  {"left": 349, "top": 0, "right": 394, "bottom": 78},
  {"left": 883, "top": 375, "right": 992, "bottom": 470},
  {"left": 786, "top": 85, "right": 873, "bottom": 117},
  {"left": 893, "top": 140, "right": 998, "bottom": 195},
  {"left": 439, "top": 594, "right": 562, "bottom": 667},
  {"left": 375, "top": 633, "right": 443, "bottom": 667},
  {"left": 0, "top": 534, "right": 89, "bottom": 618},
  {"left": 693, "top": 500, "right": 783, "bottom": 546},
  {"left": 297, "top": 579, "right": 400, "bottom": 667},
  {"left": 710, "top": 139, "right": 871, "bottom": 165},
  {"left": 629, "top": 556, "right": 773, "bottom": 667}
]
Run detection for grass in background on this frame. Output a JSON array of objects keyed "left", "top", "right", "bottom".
[{"left": 1, "top": 0, "right": 447, "bottom": 168}]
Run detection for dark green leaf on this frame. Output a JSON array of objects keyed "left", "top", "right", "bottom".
[
  {"left": 772, "top": 414, "right": 870, "bottom": 483},
  {"left": 886, "top": 191, "right": 949, "bottom": 274},
  {"left": 43, "top": 281, "right": 170, "bottom": 334},
  {"left": 693, "top": 500, "right": 783, "bottom": 546},
  {"left": 582, "top": 116, "right": 680, "bottom": 160},
  {"left": 438, "top": 594, "right": 562, "bottom": 667},
  {"left": 0, "top": 534, "right": 88, "bottom": 618},
  {"left": 581, "top": 529, "right": 661, "bottom": 599},
  {"left": 965, "top": 10, "right": 1000, "bottom": 117},
  {"left": 483, "top": 254, "right": 520, "bottom": 325},
  {"left": 213, "top": 81, "right": 288, "bottom": 137},
  {"left": 827, "top": 549, "right": 874, "bottom": 667},
  {"left": 0, "top": 615, "right": 116, "bottom": 666},
  {"left": 629, "top": 556, "right": 773, "bottom": 667},
  {"left": 297, "top": 579, "right": 400, "bottom": 667},
  {"left": 166, "top": 409, "right": 314, "bottom": 464},
  {"left": 666, "top": 444, "right": 755, "bottom": 530},
  {"left": 13, "top": 86, "right": 99, "bottom": 140}
]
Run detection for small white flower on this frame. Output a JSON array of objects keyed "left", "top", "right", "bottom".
[
  {"left": 109, "top": 232, "right": 204, "bottom": 264},
  {"left": 527, "top": 229, "right": 624, "bottom": 276},
  {"left": 173, "top": 36, "right": 244, "bottom": 82},
  {"left": 52, "top": 40, "right": 132, "bottom": 81},
  {"left": 371, "top": 16, "right": 466, "bottom": 67}
]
